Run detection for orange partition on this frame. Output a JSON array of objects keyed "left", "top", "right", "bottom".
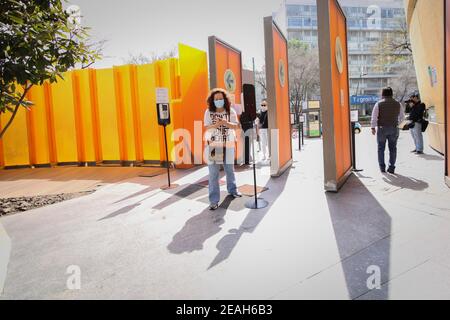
[
  {"left": 264, "top": 17, "right": 293, "bottom": 177},
  {"left": 179, "top": 43, "right": 209, "bottom": 166},
  {"left": 0, "top": 101, "right": 30, "bottom": 167},
  {"left": 445, "top": 0, "right": 450, "bottom": 187},
  {"left": 0, "top": 44, "right": 210, "bottom": 169},
  {"left": 208, "top": 37, "right": 242, "bottom": 103},
  {"left": 72, "top": 69, "right": 98, "bottom": 164},
  {"left": 329, "top": 0, "right": 352, "bottom": 182},
  {"left": 136, "top": 63, "right": 161, "bottom": 162},
  {"left": 155, "top": 59, "right": 179, "bottom": 163},
  {"left": 26, "top": 86, "right": 51, "bottom": 166},
  {"left": 96, "top": 68, "right": 121, "bottom": 162},
  {"left": 317, "top": 0, "right": 352, "bottom": 192},
  {"left": 114, "top": 65, "right": 138, "bottom": 163},
  {"left": 51, "top": 74, "right": 79, "bottom": 164}
]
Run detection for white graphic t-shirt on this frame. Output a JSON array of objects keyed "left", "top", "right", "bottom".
[{"left": 204, "top": 108, "right": 238, "bottom": 144}]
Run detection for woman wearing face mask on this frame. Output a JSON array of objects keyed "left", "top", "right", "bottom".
[
  {"left": 256, "top": 100, "right": 269, "bottom": 161},
  {"left": 204, "top": 88, "right": 242, "bottom": 211}
]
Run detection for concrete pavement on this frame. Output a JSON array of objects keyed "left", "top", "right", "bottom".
[{"left": 0, "top": 128, "right": 450, "bottom": 300}]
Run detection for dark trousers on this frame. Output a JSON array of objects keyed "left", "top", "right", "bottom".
[
  {"left": 242, "top": 124, "right": 253, "bottom": 165},
  {"left": 244, "top": 135, "right": 251, "bottom": 164},
  {"left": 377, "top": 126, "right": 399, "bottom": 170}
]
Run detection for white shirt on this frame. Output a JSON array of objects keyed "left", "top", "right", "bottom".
[
  {"left": 371, "top": 100, "right": 405, "bottom": 128},
  {"left": 204, "top": 108, "right": 239, "bottom": 143},
  {"left": 232, "top": 104, "right": 243, "bottom": 116}
]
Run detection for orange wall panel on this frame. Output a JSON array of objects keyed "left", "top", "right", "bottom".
[
  {"left": 136, "top": 63, "right": 161, "bottom": 161},
  {"left": 0, "top": 106, "right": 30, "bottom": 167},
  {"left": 72, "top": 69, "right": 97, "bottom": 163},
  {"left": 96, "top": 68, "right": 121, "bottom": 161},
  {"left": 51, "top": 74, "right": 79, "bottom": 163},
  {"left": 114, "top": 65, "right": 138, "bottom": 162},
  {"left": 179, "top": 43, "right": 209, "bottom": 165},
  {"left": 26, "top": 86, "right": 51, "bottom": 165}
]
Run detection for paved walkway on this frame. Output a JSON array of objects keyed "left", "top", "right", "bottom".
[{"left": 1, "top": 129, "right": 450, "bottom": 299}]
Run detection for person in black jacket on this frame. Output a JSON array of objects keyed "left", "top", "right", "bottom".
[
  {"left": 256, "top": 100, "right": 269, "bottom": 161},
  {"left": 407, "top": 93, "right": 426, "bottom": 154}
]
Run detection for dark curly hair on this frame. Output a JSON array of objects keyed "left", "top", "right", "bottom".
[{"left": 207, "top": 88, "right": 232, "bottom": 114}]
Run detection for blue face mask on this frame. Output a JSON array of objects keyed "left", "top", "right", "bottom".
[{"left": 214, "top": 99, "right": 225, "bottom": 108}]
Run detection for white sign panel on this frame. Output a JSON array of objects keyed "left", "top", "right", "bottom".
[
  {"left": 156, "top": 88, "right": 169, "bottom": 104},
  {"left": 351, "top": 110, "right": 359, "bottom": 123},
  {"left": 299, "top": 115, "right": 305, "bottom": 123}
]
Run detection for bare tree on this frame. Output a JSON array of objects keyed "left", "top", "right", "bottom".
[
  {"left": 288, "top": 39, "right": 320, "bottom": 117},
  {"left": 373, "top": 17, "right": 417, "bottom": 101},
  {"left": 122, "top": 47, "right": 178, "bottom": 65},
  {"left": 255, "top": 65, "right": 267, "bottom": 97},
  {"left": 388, "top": 58, "right": 418, "bottom": 103}
]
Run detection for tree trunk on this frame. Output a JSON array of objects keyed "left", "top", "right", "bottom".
[{"left": 0, "top": 85, "right": 32, "bottom": 139}]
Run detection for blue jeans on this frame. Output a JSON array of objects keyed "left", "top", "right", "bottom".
[
  {"left": 207, "top": 148, "right": 238, "bottom": 205},
  {"left": 377, "top": 126, "right": 399, "bottom": 170},
  {"left": 410, "top": 122, "right": 424, "bottom": 152}
]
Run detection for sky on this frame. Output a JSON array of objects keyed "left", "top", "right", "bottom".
[{"left": 68, "top": 0, "right": 284, "bottom": 70}]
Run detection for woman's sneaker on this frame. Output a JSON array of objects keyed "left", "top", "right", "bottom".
[
  {"left": 230, "top": 192, "right": 243, "bottom": 198},
  {"left": 209, "top": 204, "right": 219, "bottom": 211}
]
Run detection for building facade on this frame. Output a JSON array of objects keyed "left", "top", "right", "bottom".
[{"left": 275, "top": 0, "right": 411, "bottom": 114}]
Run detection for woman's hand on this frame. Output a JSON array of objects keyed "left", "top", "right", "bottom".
[{"left": 216, "top": 119, "right": 228, "bottom": 127}]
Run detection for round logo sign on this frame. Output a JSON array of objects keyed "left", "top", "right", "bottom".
[
  {"left": 278, "top": 59, "right": 286, "bottom": 87},
  {"left": 224, "top": 69, "right": 236, "bottom": 93},
  {"left": 335, "top": 37, "right": 344, "bottom": 74}
]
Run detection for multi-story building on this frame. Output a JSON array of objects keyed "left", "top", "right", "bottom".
[{"left": 274, "top": 0, "right": 411, "bottom": 114}]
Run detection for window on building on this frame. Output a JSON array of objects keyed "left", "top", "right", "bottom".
[
  {"left": 287, "top": 5, "right": 301, "bottom": 17},
  {"left": 288, "top": 17, "right": 302, "bottom": 28}
]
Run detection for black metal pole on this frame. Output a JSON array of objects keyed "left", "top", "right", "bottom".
[
  {"left": 298, "top": 122, "right": 302, "bottom": 151},
  {"left": 245, "top": 123, "right": 269, "bottom": 210},
  {"left": 163, "top": 124, "right": 171, "bottom": 187},
  {"left": 352, "top": 122, "right": 356, "bottom": 169},
  {"left": 301, "top": 121, "right": 304, "bottom": 145},
  {"left": 252, "top": 123, "right": 258, "bottom": 208},
  {"left": 351, "top": 121, "right": 363, "bottom": 172}
]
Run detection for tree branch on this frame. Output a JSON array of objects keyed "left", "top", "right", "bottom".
[{"left": 0, "top": 84, "right": 33, "bottom": 139}]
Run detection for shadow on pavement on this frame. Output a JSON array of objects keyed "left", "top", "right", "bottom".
[
  {"left": 112, "top": 167, "right": 204, "bottom": 204},
  {"left": 98, "top": 203, "right": 142, "bottom": 220},
  {"left": 326, "top": 174, "right": 391, "bottom": 300},
  {"left": 207, "top": 168, "right": 291, "bottom": 269},
  {"left": 166, "top": 167, "right": 290, "bottom": 269},
  {"left": 166, "top": 191, "right": 245, "bottom": 255},
  {"left": 167, "top": 207, "right": 227, "bottom": 254},
  {"left": 418, "top": 153, "right": 445, "bottom": 161},
  {"left": 382, "top": 173, "right": 429, "bottom": 191},
  {"left": 152, "top": 184, "right": 207, "bottom": 211}
]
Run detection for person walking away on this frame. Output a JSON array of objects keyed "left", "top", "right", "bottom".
[
  {"left": 204, "top": 88, "right": 243, "bottom": 211},
  {"left": 408, "top": 93, "right": 426, "bottom": 155},
  {"left": 256, "top": 99, "right": 269, "bottom": 161},
  {"left": 371, "top": 87, "right": 405, "bottom": 174}
]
